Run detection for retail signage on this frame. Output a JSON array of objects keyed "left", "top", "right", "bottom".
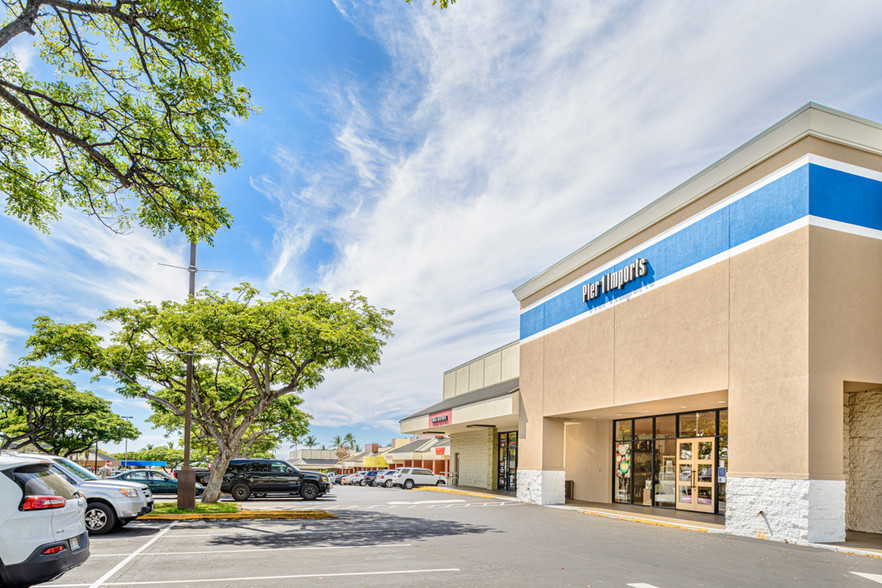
[
  {"left": 429, "top": 409, "right": 452, "bottom": 428},
  {"left": 582, "top": 258, "right": 649, "bottom": 302},
  {"left": 435, "top": 447, "right": 446, "bottom": 455}
]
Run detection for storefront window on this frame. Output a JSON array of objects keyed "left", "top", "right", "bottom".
[
  {"left": 653, "top": 439, "right": 676, "bottom": 507},
  {"left": 655, "top": 415, "right": 675, "bottom": 438},
  {"left": 678, "top": 411, "right": 716, "bottom": 437},
  {"left": 718, "top": 435, "right": 727, "bottom": 515},
  {"left": 616, "top": 420, "right": 632, "bottom": 440},
  {"left": 634, "top": 418, "right": 653, "bottom": 440},
  {"left": 633, "top": 439, "right": 653, "bottom": 505},
  {"left": 614, "top": 441, "right": 631, "bottom": 503},
  {"left": 719, "top": 409, "right": 728, "bottom": 436}
]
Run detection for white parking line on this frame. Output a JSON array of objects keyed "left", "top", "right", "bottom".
[
  {"left": 49, "top": 567, "right": 461, "bottom": 587},
  {"left": 627, "top": 584, "right": 661, "bottom": 588},
  {"left": 90, "top": 543, "right": 412, "bottom": 558},
  {"left": 853, "top": 572, "right": 882, "bottom": 584},
  {"left": 87, "top": 521, "right": 179, "bottom": 588}
]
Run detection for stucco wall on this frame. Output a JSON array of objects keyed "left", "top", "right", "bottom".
[
  {"left": 845, "top": 389, "right": 882, "bottom": 533},
  {"left": 563, "top": 421, "right": 612, "bottom": 502},
  {"left": 450, "top": 429, "right": 496, "bottom": 489}
]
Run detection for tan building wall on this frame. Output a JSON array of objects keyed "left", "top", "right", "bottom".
[
  {"left": 444, "top": 341, "right": 519, "bottom": 399},
  {"left": 450, "top": 428, "right": 497, "bottom": 489}
]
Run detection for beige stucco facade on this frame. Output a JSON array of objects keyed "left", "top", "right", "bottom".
[{"left": 513, "top": 104, "right": 882, "bottom": 544}]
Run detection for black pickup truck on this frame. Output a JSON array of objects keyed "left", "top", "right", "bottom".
[{"left": 191, "top": 458, "right": 330, "bottom": 501}]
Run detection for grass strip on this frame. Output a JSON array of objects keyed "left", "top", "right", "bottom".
[{"left": 151, "top": 501, "right": 238, "bottom": 515}]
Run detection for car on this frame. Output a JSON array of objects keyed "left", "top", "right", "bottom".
[
  {"left": 340, "top": 474, "right": 357, "bottom": 485},
  {"left": 390, "top": 467, "right": 446, "bottom": 489},
  {"left": 0, "top": 454, "right": 90, "bottom": 588},
  {"left": 212, "top": 458, "right": 331, "bottom": 501},
  {"left": 348, "top": 472, "right": 367, "bottom": 486},
  {"left": 360, "top": 471, "right": 380, "bottom": 486},
  {"left": 375, "top": 469, "right": 396, "bottom": 487},
  {"left": 17, "top": 454, "right": 154, "bottom": 535},
  {"left": 111, "top": 469, "right": 205, "bottom": 495}
]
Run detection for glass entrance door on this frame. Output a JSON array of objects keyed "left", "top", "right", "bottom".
[
  {"left": 498, "top": 432, "right": 517, "bottom": 491},
  {"left": 675, "top": 437, "right": 715, "bottom": 513}
]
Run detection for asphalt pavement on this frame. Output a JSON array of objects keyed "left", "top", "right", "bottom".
[{"left": 39, "top": 485, "right": 882, "bottom": 587}]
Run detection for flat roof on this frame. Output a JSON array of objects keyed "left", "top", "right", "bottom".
[{"left": 513, "top": 103, "right": 882, "bottom": 302}]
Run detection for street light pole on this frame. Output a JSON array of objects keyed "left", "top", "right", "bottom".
[{"left": 177, "top": 241, "right": 198, "bottom": 510}]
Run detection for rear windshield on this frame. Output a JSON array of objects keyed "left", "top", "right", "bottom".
[{"left": 14, "top": 465, "right": 78, "bottom": 499}]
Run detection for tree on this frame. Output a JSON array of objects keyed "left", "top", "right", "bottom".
[
  {"left": 406, "top": 0, "right": 456, "bottom": 8},
  {"left": 0, "top": 0, "right": 251, "bottom": 241},
  {"left": 331, "top": 434, "right": 343, "bottom": 448},
  {"left": 148, "top": 393, "right": 309, "bottom": 460},
  {"left": 0, "top": 365, "right": 139, "bottom": 456},
  {"left": 27, "top": 283, "right": 393, "bottom": 502},
  {"left": 343, "top": 432, "right": 356, "bottom": 449},
  {"left": 304, "top": 434, "right": 317, "bottom": 449}
]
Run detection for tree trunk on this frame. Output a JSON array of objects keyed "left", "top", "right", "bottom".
[{"left": 200, "top": 445, "right": 234, "bottom": 503}]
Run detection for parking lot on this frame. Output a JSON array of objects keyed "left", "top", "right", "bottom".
[{"left": 39, "top": 486, "right": 882, "bottom": 587}]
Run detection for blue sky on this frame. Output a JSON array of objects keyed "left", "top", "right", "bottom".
[{"left": 2, "top": 0, "right": 882, "bottom": 456}]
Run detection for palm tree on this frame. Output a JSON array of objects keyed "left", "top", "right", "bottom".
[
  {"left": 343, "top": 432, "right": 356, "bottom": 449},
  {"left": 304, "top": 435, "right": 318, "bottom": 448},
  {"left": 331, "top": 434, "right": 343, "bottom": 448}
]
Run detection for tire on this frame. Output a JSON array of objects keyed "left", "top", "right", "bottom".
[
  {"left": 403, "top": 479, "right": 414, "bottom": 490},
  {"left": 385, "top": 480, "right": 393, "bottom": 488},
  {"left": 115, "top": 518, "right": 131, "bottom": 529},
  {"left": 230, "top": 483, "right": 251, "bottom": 501},
  {"left": 435, "top": 479, "right": 444, "bottom": 486},
  {"left": 300, "top": 482, "right": 319, "bottom": 501},
  {"left": 85, "top": 502, "right": 116, "bottom": 535}
]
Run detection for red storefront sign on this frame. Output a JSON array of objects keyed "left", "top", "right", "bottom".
[
  {"left": 429, "top": 409, "right": 452, "bottom": 428},
  {"left": 435, "top": 447, "right": 445, "bottom": 455}
]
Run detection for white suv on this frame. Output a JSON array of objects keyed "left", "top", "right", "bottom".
[
  {"left": 0, "top": 454, "right": 89, "bottom": 587},
  {"left": 390, "top": 468, "right": 445, "bottom": 489}
]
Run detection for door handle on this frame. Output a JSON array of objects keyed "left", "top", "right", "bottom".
[{"left": 692, "top": 469, "right": 697, "bottom": 488}]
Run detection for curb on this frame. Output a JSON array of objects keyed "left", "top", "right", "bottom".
[{"left": 141, "top": 509, "right": 337, "bottom": 521}]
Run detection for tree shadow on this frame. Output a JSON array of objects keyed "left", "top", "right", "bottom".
[{"left": 195, "top": 509, "right": 496, "bottom": 548}]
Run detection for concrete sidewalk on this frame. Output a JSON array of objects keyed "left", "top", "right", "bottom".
[{"left": 418, "top": 486, "right": 882, "bottom": 558}]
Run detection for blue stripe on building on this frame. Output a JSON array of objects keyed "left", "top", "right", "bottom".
[{"left": 520, "top": 163, "right": 882, "bottom": 340}]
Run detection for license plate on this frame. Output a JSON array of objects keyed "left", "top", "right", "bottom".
[{"left": 70, "top": 536, "right": 79, "bottom": 550}]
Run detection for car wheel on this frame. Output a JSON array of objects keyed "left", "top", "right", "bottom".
[
  {"left": 85, "top": 502, "right": 116, "bottom": 535},
  {"left": 404, "top": 479, "right": 414, "bottom": 490},
  {"left": 300, "top": 483, "right": 319, "bottom": 501},
  {"left": 231, "top": 483, "right": 251, "bottom": 501},
  {"left": 385, "top": 480, "right": 393, "bottom": 488},
  {"left": 436, "top": 480, "right": 444, "bottom": 486}
]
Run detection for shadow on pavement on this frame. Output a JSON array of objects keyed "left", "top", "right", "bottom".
[{"left": 200, "top": 509, "right": 495, "bottom": 548}]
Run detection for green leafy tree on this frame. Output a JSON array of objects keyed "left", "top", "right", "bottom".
[
  {"left": 304, "top": 434, "right": 318, "bottom": 449},
  {"left": 0, "top": 0, "right": 252, "bottom": 241},
  {"left": 27, "top": 283, "right": 393, "bottom": 502},
  {"left": 147, "top": 394, "right": 309, "bottom": 460},
  {"left": 0, "top": 365, "right": 139, "bottom": 456}
]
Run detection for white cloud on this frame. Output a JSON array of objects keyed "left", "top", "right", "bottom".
[{"left": 288, "top": 0, "right": 882, "bottom": 429}]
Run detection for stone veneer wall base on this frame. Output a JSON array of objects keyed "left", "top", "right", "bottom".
[
  {"left": 517, "top": 469, "right": 565, "bottom": 505},
  {"left": 726, "top": 477, "right": 845, "bottom": 544}
]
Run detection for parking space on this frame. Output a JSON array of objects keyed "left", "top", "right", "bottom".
[{"left": 38, "top": 486, "right": 882, "bottom": 587}]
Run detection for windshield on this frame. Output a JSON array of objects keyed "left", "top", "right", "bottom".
[{"left": 52, "top": 456, "right": 100, "bottom": 482}]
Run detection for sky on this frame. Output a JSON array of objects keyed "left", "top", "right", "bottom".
[{"left": 2, "top": 0, "right": 882, "bottom": 457}]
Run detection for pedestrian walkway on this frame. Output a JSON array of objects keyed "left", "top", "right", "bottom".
[{"left": 426, "top": 486, "right": 882, "bottom": 558}]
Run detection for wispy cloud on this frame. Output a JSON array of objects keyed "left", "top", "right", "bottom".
[{"left": 273, "top": 0, "right": 882, "bottom": 428}]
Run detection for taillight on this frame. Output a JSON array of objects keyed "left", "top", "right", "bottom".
[
  {"left": 22, "top": 496, "right": 67, "bottom": 510},
  {"left": 42, "top": 545, "right": 66, "bottom": 555}
]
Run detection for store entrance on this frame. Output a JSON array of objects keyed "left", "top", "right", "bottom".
[
  {"left": 498, "top": 432, "right": 517, "bottom": 491},
  {"left": 675, "top": 437, "right": 715, "bottom": 513}
]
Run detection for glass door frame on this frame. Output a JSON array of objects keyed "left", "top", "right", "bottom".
[
  {"left": 675, "top": 436, "right": 715, "bottom": 513},
  {"left": 497, "top": 431, "right": 518, "bottom": 491}
]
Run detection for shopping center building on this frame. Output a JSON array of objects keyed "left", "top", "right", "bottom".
[
  {"left": 512, "top": 103, "right": 882, "bottom": 544},
  {"left": 400, "top": 341, "right": 520, "bottom": 491}
]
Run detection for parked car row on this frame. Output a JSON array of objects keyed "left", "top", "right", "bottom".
[{"left": 334, "top": 468, "right": 446, "bottom": 489}]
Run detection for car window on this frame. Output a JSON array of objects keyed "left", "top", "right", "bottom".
[
  {"left": 14, "top": 464, "right": 78, "bottom": 499},
  {"left": 128, "top": 471, "right": 148, "bottom": 480},
  {"left": 248, "top": 462, "right": 268, "bottom": 472},
  {"left": 418, "top": 469, "right": 432, "bottom": 476},
  {"left": 269, "top": 461, "right": 289, "bottom": 473},
  {"left": 48, "top": 464, "right": 77, "bottom": 485}
]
